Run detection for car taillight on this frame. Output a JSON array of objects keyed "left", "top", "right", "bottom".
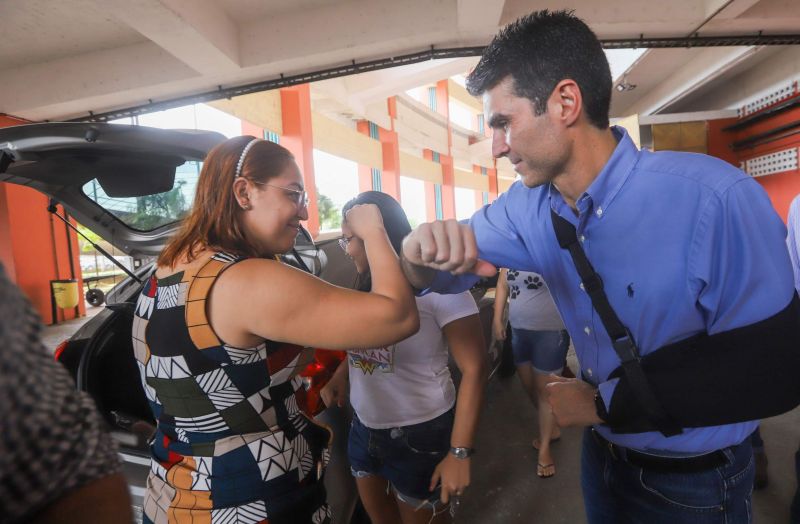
[
  {"left": 53, "top": 340, "right": 68, "bottom": 361},
  {"left": 299, "top": 349, "right": 346, "bottom": 415}
]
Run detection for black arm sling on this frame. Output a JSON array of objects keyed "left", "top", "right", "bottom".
[{"left": 550, "top": 208, "right": 800, "bottom": 436}]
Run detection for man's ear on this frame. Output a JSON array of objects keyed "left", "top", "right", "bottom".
[{"left": 549, "top": 79, "right": 582, "bottom": 127}]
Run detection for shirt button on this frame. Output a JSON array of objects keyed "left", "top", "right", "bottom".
[
  {"left": 584, "top": 326, "right": 591, "bottom": 335},
  {"left": 596, "top": 207, "right": 603, "bottom": 217},
  {"left": 586, "top": 368, "right": 593, "bottom": 376},
  {"left": 579, "top": 282, "right": 585, "bottom": 291},
  {"left": 580, "top": 235, "right": 586, "bottom": 243}
]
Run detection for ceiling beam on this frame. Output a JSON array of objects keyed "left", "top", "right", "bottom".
[
  {"left": 0, "top": 42, "right": 198, "bottom": 120},
  {"left": 623, "top": 45, "right": 761, "bottom": 115},
  {"left": 100, "top": 0, "right": 241, "bottom": 74}
]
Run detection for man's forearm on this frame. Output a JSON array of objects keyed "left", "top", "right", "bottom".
[{"left": 400, "top": 252, "right": 436, "bottom": 290}]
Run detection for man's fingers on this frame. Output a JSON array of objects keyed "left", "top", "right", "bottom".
[
  {"left": 444, "top": 220, "right": 465, "bottom": 269},
  {"left": 406, "top": 220, "right": 497, "bottom": 276},
  {"left": 415, "top": 223, "right": 438, "bottom": 264},
  {"left": 472, "top": 259, "right": 498, "bottom": 277}
]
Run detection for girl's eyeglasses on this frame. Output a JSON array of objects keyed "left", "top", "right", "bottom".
[
  {"left": 338, "top": 236, "right": 354, "bottom": 251},
  {"left": 246, "top": 179, "right": 309, "bottom": 209}
]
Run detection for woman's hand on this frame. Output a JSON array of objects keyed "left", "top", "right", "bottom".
[
  {"left": 430, "top": 454, "right": 471, "bottom": 504},
  {"left": 344, "top": 204, "right": 384, "bottom": 239},
  {"left": 492, "top": 319, "right": 506, "bottom": 342},
  {"left": 320, "top": 363, "right": 349, "bottom": 408}
]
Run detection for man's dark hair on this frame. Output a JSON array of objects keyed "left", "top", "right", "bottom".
[{"left": 466, "top": 10, "right": 612, "bottom": 129}]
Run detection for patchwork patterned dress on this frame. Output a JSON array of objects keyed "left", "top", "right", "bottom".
[{"left": 132, "top": 252, "right": 331, "bottom": 524}]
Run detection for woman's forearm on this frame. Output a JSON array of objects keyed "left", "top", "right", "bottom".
[{"left": 450, "top": 365, "right": 487, "bottom": 448}]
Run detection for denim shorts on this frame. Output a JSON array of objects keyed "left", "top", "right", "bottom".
[
  {"left": 348, "top": 408, "right": 454, "bottom": 507},
  {"left": 510, "top": 328, "right": 570, "bottom": 373}
]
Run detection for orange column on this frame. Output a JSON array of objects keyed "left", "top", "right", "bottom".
[
  {"left": 434, "top": 80, "right": 456, "bottom": 220},
  {"left": 378, "top": 97, "right": 401, "bottom": 201},
  {"left": 472, "top": 166, "right": 485, "bottom": 209},
  {"left": 280, "top": 84, "right": 320, "bottom": 237},
  {"left": 356, "top": 121, "right": 375, "bottom": 192},
  {"left": 487, "top": 166, "right": 499, "bottom": 202},
  {"left": 0, "top": 115, "right": 85, "bottom": 324},
  {"left": 423, "top": 150, "right": 438, "bottom": 221},
  {"left": 439, "top": 154, "right": 456, "bottom": 219}
]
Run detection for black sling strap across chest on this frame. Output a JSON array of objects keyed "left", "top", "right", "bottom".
[{"left": 549, "top": 208, "right": 682, "bottom": 437}]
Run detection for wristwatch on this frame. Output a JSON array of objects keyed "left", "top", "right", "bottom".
[
  {"left": 594, "top": 389, "right": 609, "bottom": 422},
  {"left": 449, "top": 447, "right": 475, "bottom": 459}
]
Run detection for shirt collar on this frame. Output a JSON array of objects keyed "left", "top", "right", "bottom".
[
  {"left": 548, "top": 126, "right": 639, "bottom": 220},
  {"left": 583, "top": 126, "right": 639, "bottom": 219}
]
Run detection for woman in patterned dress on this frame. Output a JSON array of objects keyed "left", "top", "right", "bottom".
[{"left": 133, "top": 136, "right": 418, "bottom": 524}]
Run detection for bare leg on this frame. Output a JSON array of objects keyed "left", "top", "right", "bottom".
[
  {"left": 355, "top": 475, "right": 403, "bottom": 524},
  {"left": 396, "top": 495, "right": 451, "bottom": 524},
  {"left": 535, "top": 372, "right": 557, "bottom": 478},
  {"left": 517, "top": 363, "right": 560, "bottom": 449}
]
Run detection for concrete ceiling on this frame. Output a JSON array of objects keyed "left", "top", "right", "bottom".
[{"left": 1, "top": 0, "right": 799, "bottom": 122}]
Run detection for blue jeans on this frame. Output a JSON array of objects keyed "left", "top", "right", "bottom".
[
  {"left": 348, "top": 409, "right": 454, "bottom": 506},
  {"left": 581, "top": 428, "right": 754, "bottom": 524},
  {"left": 510, "top": 328, "right": 570, "bottom": 373}
]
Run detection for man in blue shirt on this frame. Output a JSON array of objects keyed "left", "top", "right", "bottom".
[
  {"left": 786, "top": 194, "right": 800, "bottom": 523},
  {"left": 400, "top": 10, "right": 796, "bottom": 523}
]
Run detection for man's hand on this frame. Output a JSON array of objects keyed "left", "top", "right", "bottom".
[
  {"left": 544, "top": 376, "right": 603, "bottom": 427},
  {"left": 401, "top": 220, "right": 496, "bottom": 288},
  {"left": 430, "top": 454, "right": 470, "bottom": 504}
]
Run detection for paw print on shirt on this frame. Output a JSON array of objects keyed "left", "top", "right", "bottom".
[
  {"left": 509, "top": 284, "right": 520, "bottom": 299},
  {"left": 507, "top": 270, "right": 520, "bottom": 282},
  {"left": 525, "top": 274, "right": 543, "bottom": 290}
]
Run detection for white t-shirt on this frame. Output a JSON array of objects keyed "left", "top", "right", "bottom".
[
  {"left": 506, "top": 270, "right": 565, "bottom": 331},
  {"left": 348, "top": 291, "right": 479, "bottom": 429}
]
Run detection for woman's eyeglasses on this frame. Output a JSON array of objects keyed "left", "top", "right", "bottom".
[
  {"left": 247, "top": 179, "right": 309, "bottom": 209},
  {"left": 338, "top": 236, "right": 354, "bottom": 251}
]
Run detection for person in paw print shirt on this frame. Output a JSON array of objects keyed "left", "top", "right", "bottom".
[{"left": 494, "top": 269, "right": 568, "bottom": 478}]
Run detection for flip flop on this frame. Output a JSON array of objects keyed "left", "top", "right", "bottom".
[{"left": 537, "top": 462, "right": 555, "bottom": 478}]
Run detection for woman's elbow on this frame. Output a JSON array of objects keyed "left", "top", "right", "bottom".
[{"left": 397, "top": 307, "right": 420, "bottom": 339}]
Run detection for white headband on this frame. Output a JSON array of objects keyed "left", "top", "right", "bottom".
[{"left": 235, "top": 138, "right": 261, "bottom": 178}]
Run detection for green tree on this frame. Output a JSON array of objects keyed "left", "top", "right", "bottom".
[
  {"left": 317, "top": 190, "right": 341, "bottom": 230},
  {"left": 129, "top": 181, "right": 189, "bottom": 230},
  {"left": 77, "top": 225, "right": 103, "bottom": 253}
]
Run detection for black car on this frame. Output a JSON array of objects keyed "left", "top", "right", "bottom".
[{"left": 0, "top": 122, "right": 506, "bottom": 523}]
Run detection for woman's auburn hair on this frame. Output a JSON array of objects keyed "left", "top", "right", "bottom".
[{"left": 157, "top": 135, "right": 295, "bottom": 268}]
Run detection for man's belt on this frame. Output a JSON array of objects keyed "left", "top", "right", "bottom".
[{"left": 591, "top": 429, "right": 730, "bottom": 474}]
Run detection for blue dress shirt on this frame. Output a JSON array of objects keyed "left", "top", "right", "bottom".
[
  {"left": 429, "top": 127, "right": 794, "bottom": 454},
  {"left": 786, "top": 195, "right": 800, "bottom": 292}
]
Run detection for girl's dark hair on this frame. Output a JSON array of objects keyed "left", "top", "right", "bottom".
[{"left": 341, "top": 191, "right": 411, "bottom": 291}]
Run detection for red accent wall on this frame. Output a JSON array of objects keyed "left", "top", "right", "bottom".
[
  {"left": 0, "top": 115, "right": 85, "bottom": 324},
  {"left": 707, "top": 98, "right": 800, "bottom": 222}
]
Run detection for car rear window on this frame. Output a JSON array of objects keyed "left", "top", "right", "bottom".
[{"left": 81, "top": 161, "right": 201, "bottom": 232}]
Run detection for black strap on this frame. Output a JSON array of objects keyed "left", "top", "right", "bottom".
[{"left": 550, "top": 208, "right": 682, "bottom": 437}]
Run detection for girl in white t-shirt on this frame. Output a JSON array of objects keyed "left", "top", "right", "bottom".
[{"left": 322, "top": 191, "right": 486, "bottom": 524}]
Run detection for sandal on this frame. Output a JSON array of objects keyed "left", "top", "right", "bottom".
[{"left": 537, "top": 462, "right": 555, "bottom": 478}]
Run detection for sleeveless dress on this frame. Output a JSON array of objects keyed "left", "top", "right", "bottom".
[{"left": 132, "top": 252, "right": 331, "bottom": 524}]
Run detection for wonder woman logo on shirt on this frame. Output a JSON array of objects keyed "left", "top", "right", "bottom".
[{"left": 349, "top": 346, "right": 396, "bottom": 375}]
